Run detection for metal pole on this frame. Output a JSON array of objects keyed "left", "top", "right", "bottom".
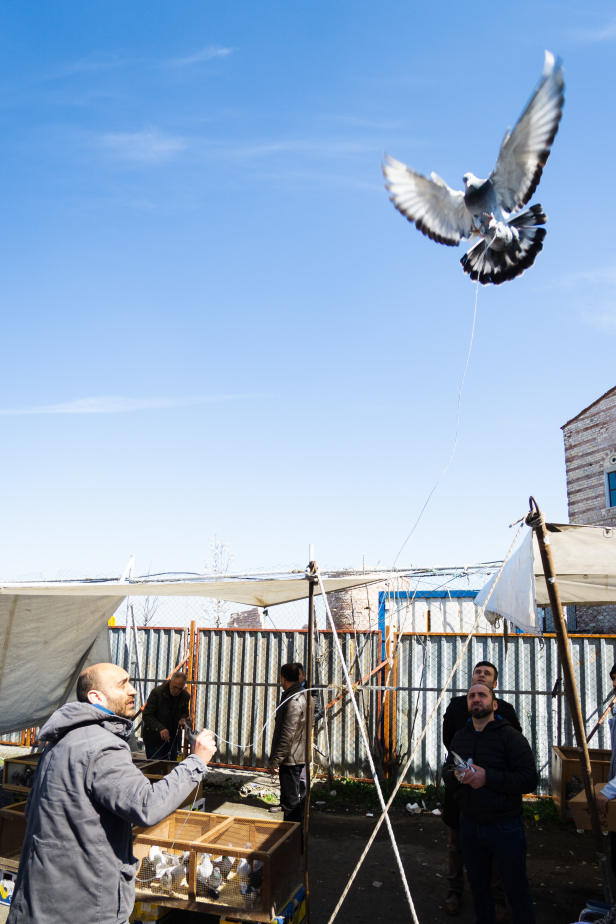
[
  {"left": 184, "top": 620, "right": 197, "bottom": 760},
  {"left": 527, "top": 497, "right": 613, "bottom": 903},
  {"left": 304, "top": 551, "right": 316, "bottom": 924}
]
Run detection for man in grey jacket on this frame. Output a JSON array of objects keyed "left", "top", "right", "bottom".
[
  {"left": 268, "top": 663, "right": 306, "bottom": 829},
  {"left": 8, "top": 662, "right": 216, "bottom": 924}
]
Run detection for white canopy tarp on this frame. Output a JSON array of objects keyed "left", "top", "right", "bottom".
[
  {"left": 0, "top": 573, "right": 384, "bottom": 736},
  {"left": 475, "top": 524, "right": 616, "bottom": 635}
]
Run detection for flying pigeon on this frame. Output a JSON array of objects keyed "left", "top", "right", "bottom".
[{"left": 382, "top": 51, "right": 564, "bottom": 285}]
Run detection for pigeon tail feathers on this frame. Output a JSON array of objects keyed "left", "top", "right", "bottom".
[{"left": 460, "top": 204, "right": 547, "bottom": 285}]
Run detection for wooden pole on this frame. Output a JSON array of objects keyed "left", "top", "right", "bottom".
[
  {"left": 303, "top": 549, "right": 316, "bottom": 924},
  {"left": 184, "top": 620, "right": 197, "bottom": 760},
  {"left": 527, "top": 498, "right": 613, "bottom": 903}
]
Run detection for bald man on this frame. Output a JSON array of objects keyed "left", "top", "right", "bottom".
[
  {"left": 8, "top": 663, "right": 216, "bottom": 924},
  {"left": 443, "top": 684, "right": 538, "bottom": 924}
]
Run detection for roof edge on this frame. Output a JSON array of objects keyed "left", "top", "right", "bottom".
[{"left": 561, "top": 385, "right": 616, "bottom": 430}]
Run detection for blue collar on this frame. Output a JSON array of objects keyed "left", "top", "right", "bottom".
[{"left": 92, "top": 704, "right": 115, "bottom": 716}]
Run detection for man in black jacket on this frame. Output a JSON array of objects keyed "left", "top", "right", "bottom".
[
  {"left": 142, "top": 672, "right": 190, "bottom": 760},
  {"left": 268, "top": 663, "right": 307, "bottom": 830},
  {"left": 442, "top": 661, "right": 521, "bottom": 920},
  {"left": 444, "top": 683, "right": 538, "bottom": 924}
]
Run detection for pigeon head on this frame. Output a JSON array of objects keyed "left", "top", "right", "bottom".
[{"left": 463, "top": 173, "right": 485, "bottom": 190}]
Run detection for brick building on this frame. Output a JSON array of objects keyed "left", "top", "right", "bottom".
[{"left": 561, "top": 385, "right": 616, "bottom": 632}]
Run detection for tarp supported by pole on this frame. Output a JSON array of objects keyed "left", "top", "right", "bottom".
[
  {"left": 0, "top": 572, "right": 387, "bottom": 737},
  {"left": 475, "top": 523, "right": 616, "bottom": 634}
]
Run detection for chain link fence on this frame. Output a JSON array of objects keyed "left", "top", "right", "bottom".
[{"left": 107, "top": 593, "right": 616, "bottom": 794}]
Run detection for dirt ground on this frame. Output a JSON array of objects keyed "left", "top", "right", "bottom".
[
  {"left": 187, "top": 789, "right": 606, "bottom": 924},
  {"left": 0, "top": 780, "right": 607, "bottom": 924}
]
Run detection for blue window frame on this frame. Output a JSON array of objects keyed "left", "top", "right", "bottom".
[{"left": 609, "top": 471, "right": 616, "bottom": 508}]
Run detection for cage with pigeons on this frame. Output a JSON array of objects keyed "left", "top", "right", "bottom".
[
  {"left": 1, "top": 754, "right": 43, "bottom": 796},
  {"left": 133, "top": 809, "right": 302, "bottom": 921}
]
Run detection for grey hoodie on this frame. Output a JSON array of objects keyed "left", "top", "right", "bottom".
[{"left": 7, "top": 702, "right": 206, "bottom": 924}]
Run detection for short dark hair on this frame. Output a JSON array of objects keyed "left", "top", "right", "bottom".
[
  {"left": 281, "top": 663, "right": 300, "bottom": 683},
  {"left": 76, "top": 665, "right": 103, "bottom": 703},
  {"left": 474, "top": 661, "right": 498, "bottom": 683},
  {"left": 294, "top": 663, "right": 305, "bottom": 674},
  {"left": 610, "top": 664, "right": 616, "bottom": 680},
  {"left": 468, "top": 683, "right": 495, "bottom": 702}
]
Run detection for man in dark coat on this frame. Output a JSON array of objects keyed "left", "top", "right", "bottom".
[
  {"left": 142, "top": 671, "right": 190, "bottom": 760},
  {"left": 268, "top": 663, "right": 307, "bottom": 830},
  {"left": 7, "top": 662, "right": 216, "bottom": 924},
  {"left": 442, "top": 660, "right": 521, "bottom": 920},
  {"left": 443, "top": 683, "right": 538, "bottom": 924}
]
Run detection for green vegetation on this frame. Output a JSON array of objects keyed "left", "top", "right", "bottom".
[{"left": 310, "top": 778, "right": 445, "bottom": 812}]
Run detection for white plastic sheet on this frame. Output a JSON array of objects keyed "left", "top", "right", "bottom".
[
  {"left": 475, "top": 523, "right": 616, "bottom": 635},
  {"left": 0, "top": 595, "right": 120, "bottom": 736},
  {"left": 0, "top": 572, "right": 386, "bottom": 735},
  {"left": 475, "top": 531, "right": 540, "bottom": 635}
]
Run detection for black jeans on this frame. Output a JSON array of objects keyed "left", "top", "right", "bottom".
[
  {"left": 459, "top": 814, "right": 534, "bottom": 924},
  {"left": 145, "top": 741, "right": 178, "bottom": 761},
  {"left": 279, "top": 764, "right": 305, "bottom": 824}
]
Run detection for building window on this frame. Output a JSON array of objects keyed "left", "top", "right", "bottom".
[{"left": 609, "top": 471, "right": 616, "bottom": 509}]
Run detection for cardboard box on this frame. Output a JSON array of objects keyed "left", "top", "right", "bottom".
[
  {"left": 569, "top": 782, "right": 616, "bottom": 832},
  {"left": 551, "top": 745, "right": 612, "bottom": 819},
  {"left": 129, "top": 902, "right": 174, "bottom": 922}
]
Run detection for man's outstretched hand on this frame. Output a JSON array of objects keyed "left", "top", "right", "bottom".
[
  {"left": 597, "top": 791, "right": 610, "bottom": 817},
  {"left": 193, "top": 729, "right": 217, "bottom": 764}
]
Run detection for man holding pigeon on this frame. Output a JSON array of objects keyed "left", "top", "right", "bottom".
[{"left": 443, "top": 683, "right": 538, "bottom": 924}]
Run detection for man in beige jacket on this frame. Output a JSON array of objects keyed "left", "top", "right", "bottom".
[{"left": 268, "top": 663, "right": 307, "bottom": 827}]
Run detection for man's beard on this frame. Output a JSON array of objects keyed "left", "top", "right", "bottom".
[
  {"left": 470, "top": 704, "right": 493, "bottom": 719},
  {"left": 104, "top": 692, "right": 135, "bottom": 719}
]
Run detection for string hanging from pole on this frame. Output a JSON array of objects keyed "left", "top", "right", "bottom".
[{"left": 325, "top": 517, "right": 526, "bottom": 924}]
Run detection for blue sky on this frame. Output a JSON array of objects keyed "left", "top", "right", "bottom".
[{"left": 1, "top": 0, "right": 615, "bottom": 580}]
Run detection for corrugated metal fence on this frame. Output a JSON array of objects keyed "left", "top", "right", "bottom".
[
  {"left": 92, "top": 627, "right": 616, "bottom": 792},
  {"left": 395, "top": 633, "right": 616, "bottom": 793}
]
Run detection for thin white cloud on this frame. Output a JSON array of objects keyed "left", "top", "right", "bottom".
[
  {"left": 571, "top": 15, "right": 616, "bottom": 42},
  {"left": 98, "top": 128, "right": 186, "bottom": 163},
  {"left": 166, "top": 45, "right": 234, "bottom": 67},
  {"left": 0, "top": 395, "right": 262, "bottom": 416},
  {"left": 581, "top": 307, "right": 616, "bottom": 333}
]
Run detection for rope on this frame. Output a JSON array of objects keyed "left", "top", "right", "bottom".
[
  {"left": 326, "top": 518, "right": 526, "bottom": 924},
  {"left": 393, "top": 278, "right": 480, "bottom": 567},
  {"left": 316, "top": 571, "right": 420, "bottom": 924}
]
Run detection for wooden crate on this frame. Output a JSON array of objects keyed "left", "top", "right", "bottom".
[
  {"left": 133, "top": 810, "right": 302, "bottom": 923},
  {"left": 1, "top": 754, "right": 43, "bottom": 796},
  {"left": 140, "top": 760, "right": 202, "bottom": 805},
  {"left": 0, "top": 802, "right": 27, "bottom": 862},
  {"left": 551, "top": 745, "right": 612, "bottom": 819}
]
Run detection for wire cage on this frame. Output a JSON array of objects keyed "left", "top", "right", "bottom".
[
  {"left": 133, "top": 809, "right": 302, "bottom": 921},
  {"left": 2, "top": 754, "right": 43, "bottom": 796},
  {"left": 0, "top": 801, "right": 27, "bottom": 862}
]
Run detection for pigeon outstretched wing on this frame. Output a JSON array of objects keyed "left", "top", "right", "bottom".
[
  {"left": 382, "top": 155, "right": 473, "bottom": 247},
  {"left": 490, "top": 51, "right": 564, "bottom": 214}
]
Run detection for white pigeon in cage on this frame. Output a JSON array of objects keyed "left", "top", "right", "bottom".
[
  {"left": 236, "top": 857, "right": 252, "bottom": 894},
  {"left": 197, "top": 853, "right": 214, "bottom": 884},
  {"left": 159, "top": 868, "right": 174, "bottom": 893}
]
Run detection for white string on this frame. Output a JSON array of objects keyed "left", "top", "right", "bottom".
[
  {"left": 316, "top": 571, "right": 420, "bottom": 924},
  {"left": 393, "top": 277, "right": 480, "bottom": 567},
  {"left": 326, "top": 518, "right": 526, "bottom": 924}
]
